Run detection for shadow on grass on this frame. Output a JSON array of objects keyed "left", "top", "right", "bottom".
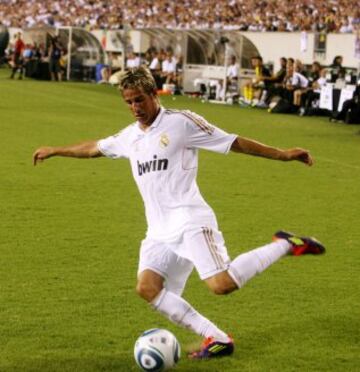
[{"left": 2, "top": 354, "right": 241, "bottom": 372}]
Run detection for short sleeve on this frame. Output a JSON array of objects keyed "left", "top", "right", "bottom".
[
  {"left": 97, "top": 129, "right": 129, "bottom": 159},
  {"left": 183, "top": 111, "right": 237, "bottom": 154}
]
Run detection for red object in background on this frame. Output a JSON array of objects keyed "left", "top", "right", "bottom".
[{"left": 14, "top": 38, "right": 25, "bottom": 54}]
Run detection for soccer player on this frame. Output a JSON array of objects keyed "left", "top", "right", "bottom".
[{"left": 33, "top": 66, "right": 325, "bottom": 359}]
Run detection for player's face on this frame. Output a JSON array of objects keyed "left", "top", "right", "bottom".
[{"left": 122, "top": 88, "right": 160, "bottom": 128}]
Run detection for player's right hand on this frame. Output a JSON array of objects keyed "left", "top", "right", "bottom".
[
  {"left": 33, "top": 147, "right": 55, "bottom": 166},
  {"left": 283, "top": 148, "right": 314, "bottom": 166}
]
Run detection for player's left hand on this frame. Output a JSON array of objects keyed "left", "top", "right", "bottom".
[{"left": 283, "top": 148, "right": 313, "bottom": 166}]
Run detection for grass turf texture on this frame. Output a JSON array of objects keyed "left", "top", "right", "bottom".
[{"left": 0, "top": 68, "right": 359, "bottom": 371}]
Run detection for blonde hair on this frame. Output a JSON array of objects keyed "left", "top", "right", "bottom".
[{"left": 118, "top": 66, "right": 157, "bottom": 95}]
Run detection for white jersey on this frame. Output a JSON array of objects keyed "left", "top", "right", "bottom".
[
  {"left": 126, "top": 57, "right": 141, "bottom": 69},
  {"left": 227, "top": 63, "right": 239, "bottom": 79},
  {"left": 149, "top": 57, "right": 160, "bottom": 70},
  {"left": 162, "top": 58, "right": 177, "bottom": 73},
  {"left": 98, "top": 108, "right": 237, "bottom": 242},
  {"left": 291, "top": 72, "right": 309, "bottom": 88}
]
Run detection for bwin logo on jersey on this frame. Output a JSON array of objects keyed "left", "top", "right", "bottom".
[{"left": 137, "top": 155, "right": 168, "bottom": 176}]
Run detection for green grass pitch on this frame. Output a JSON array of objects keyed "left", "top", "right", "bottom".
[{"left": 0, "top": 68, "right": 359, "bottom": 371}]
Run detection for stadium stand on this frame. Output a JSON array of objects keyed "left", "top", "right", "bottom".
[
  {"left": 2, "top": 1, "right": 359, "bottom": 122},
  {"left": 1, "top": 0, "right": 360, "bottom": 32}
]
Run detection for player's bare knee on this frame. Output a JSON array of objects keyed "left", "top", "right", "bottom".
[
  {"left": 136, "top": 270, "right": 164, "bottom": 302},
  {"left": 136, "top": 281, "right": 162, "bottom": 302}
]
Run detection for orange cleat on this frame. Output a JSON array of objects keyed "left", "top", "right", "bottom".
[{"left": 188, "top": 336, "right": 234, "bottom": 359}]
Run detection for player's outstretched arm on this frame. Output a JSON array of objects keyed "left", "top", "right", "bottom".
[
  {"left": 230, "top": 136, "right": 313, "bottom": 166},
  {"left": 33, "top": 140, "right": 103, "bottom": 166}
]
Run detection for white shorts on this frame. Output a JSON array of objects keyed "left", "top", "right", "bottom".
[{"left": 138, "top": 226, "right": 231, "bottom": 295}]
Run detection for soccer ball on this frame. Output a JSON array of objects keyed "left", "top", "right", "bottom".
[{"left": 134, "top": 328, "right": 181, "bottom": 371}]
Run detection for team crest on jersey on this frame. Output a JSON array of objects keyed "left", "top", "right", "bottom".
[{"left": 159, "top": 133, "right": 170, "bottom": 148}]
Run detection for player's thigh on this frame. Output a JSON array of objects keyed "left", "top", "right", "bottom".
[
  {"left": 182, "top": 227, "right": 231, "bottom": 281},
  {"left": 138, "top": 239, "right": 194, "bottom": 296}
]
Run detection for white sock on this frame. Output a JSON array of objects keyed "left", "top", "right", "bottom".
[
  {"left": 228, "top": 240, "right": 291, "bottom": 288},
  {"left": 152, "top": 289, "right": 230, "bottom": 343}
]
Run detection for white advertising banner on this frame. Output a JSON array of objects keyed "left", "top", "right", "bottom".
[
  {"left": 338, "top": 85, "right": 356, "bottom": 111},
  {"left": 319, "top": 85, "right": 333, "bottom": 111}
]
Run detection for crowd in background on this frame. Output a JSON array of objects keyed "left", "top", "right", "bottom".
[
  {"left": 185, "top": 52, "right": 359, "bottom": 123},
  {"left": 7, "top": 32, "right": 66, "bottom": 81},
  {"left": 3, "top": 4, "right": 359, "bottom": 123},
  {"left": 6, "top": 34, "right": 360, "bottom": 123},
  {"left": 1, "top": 0, "right": 360, "bottom": 32},
  {"left": 120, "top": 49, "right": 360, "bottom": 123},
  {"left": 238, "top": 55, "right": 342, "bottom": 112}
]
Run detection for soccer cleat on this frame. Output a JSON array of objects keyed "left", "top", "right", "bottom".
[
  {"left": 273, "top": 230, "right": 326, "bottom": 256},
  {"left": 188, "top": 336, "right": 234, "bottom": 359}
]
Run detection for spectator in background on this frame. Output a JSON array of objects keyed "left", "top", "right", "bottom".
[
  {"left": 339, "top": 18, "right": 353, "bottom": 33},
  {"left": 22, "top": 43, "right": 33, "bottom": 74},
  {"left": 23, "top": 44, "right": 33, "bottom": 61},
  {"left": 226, "top": 55, "right": 239, "bottom": 84},
  {"left": 59, "top": 48, "right": 68, "bottom": 78},
  {"left": 294, "top": 59, "right": 307, "bottom": 77},
  {"left": 330, "top": 84, "right": 360, "bottom": 123},
  {"left": 262, "top": 57, "right": 287, "bottom": 101},
  {"left": 110, "top": 52, "right": 124, "bottom": 72},
  {"left": 161, "top": 48, "right": 177, "bottom": 86},
  {"left": 143, "top": 50, "right": 153, "bottom": 68},
  {"left": 175, "top": 54, "right": 183, "bottom": 92},
  {"left": 286, "top": 58, "right": 295, "bottom": 70},
  {"left": 293, "top": 61, "right": 321, "bottom": 110},
  {"left": 289, "top": 63, "right": 309, "bottom": 108},
  {"left": 10, "top": 32, "right": 25, "bottom": 80},
  {"left": 260, "top": 57, "right": 287, "bottom": 107},
  {"left": 243, "top": 55, "right": 271, "bottom": 105},
  {"left": 148, "top": 49, "right": 163, "bottom": 89},
  {"left": 281, "top": 63, "right": 308, "bottom": 107},
  {"left": 33, "top": 43, "right": 44, "bottom": 61},
  {"left": 48, "top": 36, "right": 62, "bottom": 81},
  {"left": 226, "top": 55, "right": 240, "bottom": 97},
  {"left": 307, "top": 61, "right": 322, "bottom": 85},
  {"left": 263, "top": 57, "right": 287, "bottom": 87},
  {"left": 325, "top": 10, "right": 337, "bottom": 33},
  {"left": 1, "top": 0, "right": 360, "bottom": 33},
  {"left": 330, "top": 55, "right": 345, "bottom": 82},
  {"left": 299, "top": 68, "right": 327, "bottom": 116},
  {"left": 126, "top": 51, "right": 141, "bottom": 69},
  {"left": 148, "top": 49, "right": 161, "bottom": 72},
  {"left": 334, "top": 68, "right": 347, "bottom": 89}
]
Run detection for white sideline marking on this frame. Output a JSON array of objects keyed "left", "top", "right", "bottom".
[{"left": 317, "top": 156, "right": 360, "bottom": 170}]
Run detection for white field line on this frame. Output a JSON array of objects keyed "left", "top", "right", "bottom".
[{"left": 316, "top": 156, "right": 360, "bottom": 171}]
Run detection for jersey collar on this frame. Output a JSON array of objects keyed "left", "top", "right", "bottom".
[{"left": 136, "top": 107, "right": 165, "bottom": 133}]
